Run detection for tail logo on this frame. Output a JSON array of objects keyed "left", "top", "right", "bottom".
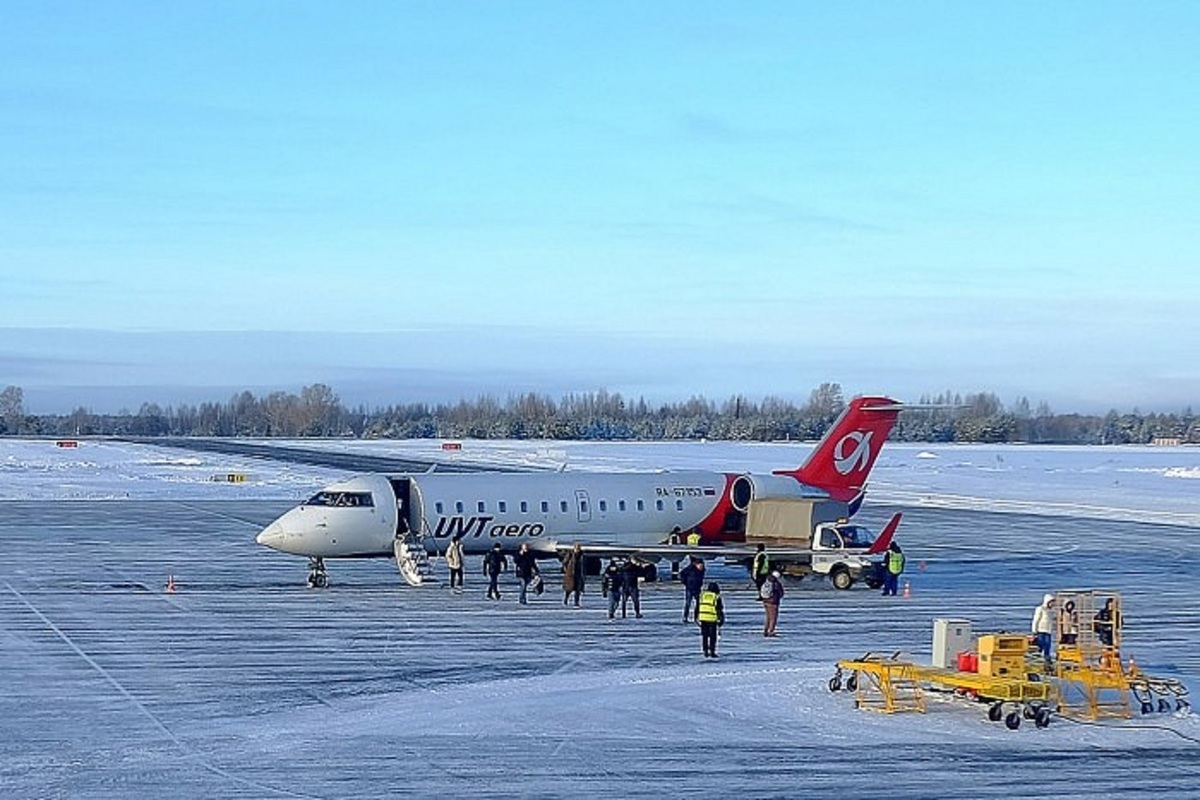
[{"left": 834, "top": 431, "right": 874, "bottom": 475}]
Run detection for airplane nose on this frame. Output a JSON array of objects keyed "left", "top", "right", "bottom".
[{"left": 256, "top": 522, "right": 285, "bottom": 549}]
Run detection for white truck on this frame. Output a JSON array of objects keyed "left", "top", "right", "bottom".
[{"left": 740, "top": 496, "right": 899, "bottom": 590}]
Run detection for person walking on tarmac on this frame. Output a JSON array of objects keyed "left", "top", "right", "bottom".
[
  {"left": 621, "top": 558, "right": 644, "bottom": 618},
  {"left": 679, "top": 556, "right": 706, "bottom": 622},
  {"left": 751, "top": 543, "right": 770, "bottom": 591},
  {"left": 881, "top": 541, "right": 906, "bottom": 596},
  {"left": 561, "top": 542, "right": 585, "bottom": 607},
  {"left": 513, "top": 542, "right": 539, "bottom": 605},
  {"left": 1031, "top": 593, "right": 1055, "bottom": 667},
  {"left": 483, "top": 543, "right": 507, "bottom": 601},
  {"left": 697, "top": 582, "right": 725, "bottom": 658},
  {"left": 603, "top": 558, "right": 626, "bottom": 620},
  {"left": 760, "top": 570, "right": 785, "bottom": 636},
  {"left": 445, "top": 533, "right": 465, "bottom": 593}
]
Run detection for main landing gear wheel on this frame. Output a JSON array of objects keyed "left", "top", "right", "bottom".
[{"left": 307, "top": 557, "right": 329, "bottom": 589}]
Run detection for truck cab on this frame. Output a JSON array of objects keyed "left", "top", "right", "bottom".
[{"left": 810, "top": 519, "right": 886, "bottom": 590}]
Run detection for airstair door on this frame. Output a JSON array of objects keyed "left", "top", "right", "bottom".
[{"left": 389, "top": 478, "right": 412, "bottom": 537}]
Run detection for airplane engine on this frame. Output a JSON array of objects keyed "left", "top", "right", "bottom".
[{"left": 729, "top": 473, "right": 830, "bottom": 512}]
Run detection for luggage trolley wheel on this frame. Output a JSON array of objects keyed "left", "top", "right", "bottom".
[
  {"left": 1004, "top": 710, "right": 1022, "bottom": 730},
  {"left": 987, "top": 702, "right": 1004, "bottom": 723}
]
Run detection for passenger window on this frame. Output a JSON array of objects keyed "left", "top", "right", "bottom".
[
  {"left": 676, "top": 499, "right": 684, "bottom": 511},
  {"left": 498, "top": 501, "right": 507, "bottom": 513},
  {"left": 618, "top": 500, "right": 626, "bottom": 512},
  {"left": 520, "top": 501, "right": 528, "bottom": 513},
  {"left": 455, "top": 501, "right": 464, "bottom": 514},
  {"left": 599, "top": 500, "right": 607, "bottom": 512},
  {"left": 541, "top": 501, "right": 549, "bottom": 513},
  {"left": 477, "top": 501, "right": 486, "bottom": 513},
  {"left": 560, "top": 500, "right": 568, "bottom": 513},
  {"left": 637, "top": 500, "right": 645, "bottom": 512},
  {"left": 656, "top": 500, "right": 664, "bottom": 511},
  {"left": 435, "top": 502, "right": 444, "bottom": 514}
]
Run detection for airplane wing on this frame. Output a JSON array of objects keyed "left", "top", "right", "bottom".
[
  {"left": 552, "top": 541, "right": 828, "bottom": 563},
  {"left": 550, "top": 512, "right": 902, "bottom": 562}
]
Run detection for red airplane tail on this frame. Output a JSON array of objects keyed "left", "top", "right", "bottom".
[{"left": 774, "top": 395, "right": 901, "bottom": 505}]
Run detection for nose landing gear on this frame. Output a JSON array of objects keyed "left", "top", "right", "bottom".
[{"left": 307, "top": 557, "right": 329, "bottom": 589}]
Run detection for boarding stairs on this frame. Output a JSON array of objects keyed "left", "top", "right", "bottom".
[{"left": 394, "top": 529, "right": 436, "bottom": 587}]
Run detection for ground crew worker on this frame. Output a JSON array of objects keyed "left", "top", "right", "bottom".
[
  {"left": 751, "top": 543, "right": 770, "bottom": 590},
  {"left": 696, "top": 582, "right": 720, "bottom": 657},
  {"left": 881, "top": 541, "right": 905, "bottom": 596},
  {"left": 1031, "top": 593, "right": 1055, "bottom": 667},
  {"left": 445, "top": 533, "right": 465, "bottom": 593},
  {"left": 686, "top": 528, "right": 702, "bottom": 547},
  {"left": 1094, "top": 597, "right": 1120, "bottom": 648},
  {"left": 697, "top": 582, "right": 725, "bottom": 658}
]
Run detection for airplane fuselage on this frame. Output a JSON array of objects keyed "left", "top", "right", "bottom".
[{"left": 256, "top": 469, "right": 829, "bottom": 559}]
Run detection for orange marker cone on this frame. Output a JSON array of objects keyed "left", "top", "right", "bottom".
[
  {"left": 902, "top": 580, "right": 911, "bottom": 599},
  {"left": 166, "top": 575, "right": 176, "bottom": 593}
]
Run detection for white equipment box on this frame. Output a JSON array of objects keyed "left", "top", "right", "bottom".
[{"left": 932, "top": 618, "right": 973, "bottom": 668}]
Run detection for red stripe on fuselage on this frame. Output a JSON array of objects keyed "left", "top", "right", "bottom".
[{"left": 692, "top": 473, "right": 744, "bottom": 544}]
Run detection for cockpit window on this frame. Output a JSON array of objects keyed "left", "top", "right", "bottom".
[{"left": 304, "top": 491, "right": 375, "bottom": 508}]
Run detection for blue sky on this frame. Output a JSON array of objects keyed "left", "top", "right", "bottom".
[{"left": 2, "top": 2, "right": 1198, "bottom": 414}]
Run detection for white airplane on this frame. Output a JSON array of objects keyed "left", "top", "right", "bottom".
[{"left": 256, "top": 395, "right": 904, "bottom": 588}]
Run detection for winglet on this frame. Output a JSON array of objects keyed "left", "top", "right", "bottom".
[{"left": 866, "top": 512, "right": 902, "bottom": 555}]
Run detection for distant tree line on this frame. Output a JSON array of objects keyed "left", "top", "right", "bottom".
[{"left": 1, "top": 382, "right": 1197, "bottom": 444}]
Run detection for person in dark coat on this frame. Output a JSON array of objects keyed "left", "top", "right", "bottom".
[
  {"left": 483, "top": 543, "right": 507, "bottom": 600},
  {"left": 621, "top": 558, "right": 644, "bottom": 618},
  {"left": 562, "top": 542, "right": 585, "bottom": 607},
  {"left": 1094, "top": 597, "right": 1121, "bottom": 647},
  {"left": 602, "top": 558, "right": 625, "bottom": 620},
  {"left": 513, "top": 542, "right": 539, "bottom": 605},
  {"left": 679, "top": 556, "right": 706, "bottom": 622}
]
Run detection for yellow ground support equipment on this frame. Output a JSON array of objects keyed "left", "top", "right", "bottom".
[
  {"left": 830, "top": 590, "right": 1190, "bottom": 730},
  {"left": 831, "top": 651, "right": 1054, "bottom": 730},
  {"left": 1051, "top": 589, "right": 1191, "bottom": 720},
  {"left": 977, "top": 633, "right": 1027, "bottom": 678}
]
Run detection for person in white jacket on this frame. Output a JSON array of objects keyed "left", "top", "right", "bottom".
[
  {"left": 445, "top": 534, "right": 465, "bottom": 593},
  {"left": 1031, "top": 593, "right": 1055, "bottom": 666}
]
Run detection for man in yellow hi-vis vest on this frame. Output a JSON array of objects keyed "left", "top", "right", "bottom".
[
  {"left": 697, "top": 582, "right": 725, "bottom": 658},
  {"left": 752, "top": 543, "right": 770, "bottom": 591}
]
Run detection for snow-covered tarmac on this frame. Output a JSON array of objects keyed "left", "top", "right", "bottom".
[{"left": 2, "top": 439, "right": 1199, "bottom": 798}]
